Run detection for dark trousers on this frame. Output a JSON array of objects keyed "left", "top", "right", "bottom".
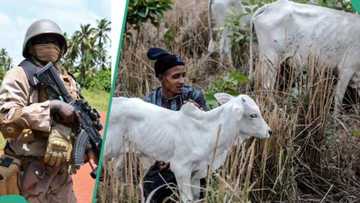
[
  {"left": 143, "top": 162, "right": 178, "bottom": 203},
  {"left": 143, "top": 162, "right": 207, "bottom": 202}
]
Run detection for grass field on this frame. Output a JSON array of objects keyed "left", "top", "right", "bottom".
[
  {"left": 82, "top": 88, "right": 110, "bottom": 113},
  {"left": 0, "top": 135, "right": 4, "bottom": 150}
]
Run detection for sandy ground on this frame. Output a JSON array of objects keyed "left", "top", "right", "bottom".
[
  {"left": 72, "top": 112, "right": 107, "bottom": 203},
  {"left": 73, "top": 163, "right": 95, "bottom": 203}
]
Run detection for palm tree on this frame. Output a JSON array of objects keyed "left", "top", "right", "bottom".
[
  {"left": 94, "top": 18, "right": 111, "bottom": 70},
  {"left": 73, "top": 24, "right": 97, "bottom": 85},
  {"left": 63, "top": 32, "right": 79, "bottom": 72},
  {"left": 62, "top": 20, "right": 111, "bottom": 88}
]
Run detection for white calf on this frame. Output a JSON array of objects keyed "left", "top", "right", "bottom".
[{"left": 105, "top": 93, "right": 272, "bottom": 202}]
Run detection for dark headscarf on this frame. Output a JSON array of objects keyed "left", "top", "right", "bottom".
[{"left": 147, "top": 48, "right": 185, "bottom": 78}]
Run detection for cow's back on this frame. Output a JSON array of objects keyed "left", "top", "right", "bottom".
[
  {"left": 105, "top": 97, "right": 166, "bottom": 156},
  {"left": 253, "top": 0, "right": 360, "bottom": 67},
  {"left": 106, "top": 97, "right": 181, "bottom": 161}
]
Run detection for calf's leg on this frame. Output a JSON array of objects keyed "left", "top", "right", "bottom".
[
  {"left": 191, "top": 174, "right": 202, "bottom": 200},
  {"left": 334, "top": 66, "right": 355, "bottom": 114},
  {"left": 172, "top": 166, "right": 193, "bottom": 202}
]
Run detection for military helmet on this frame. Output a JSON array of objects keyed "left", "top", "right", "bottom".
[{"left": 22, "top": 19, "right": 67, "bottom": 58}]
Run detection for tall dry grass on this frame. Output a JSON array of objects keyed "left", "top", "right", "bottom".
[
  {"left": 100, "top": 55, "right": 360, "bottom": 202},
  {"left": 115, "top": 0, "right": 220, "bottom": 98},
  {"left": 100, "top": 0, "right": 360, "bottom": 202}
]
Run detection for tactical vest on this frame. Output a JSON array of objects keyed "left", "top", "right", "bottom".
[
  {"left": 18, "top": 59, "right": 50, "bottom": 103},
  {"left": 18, "top": 59, "right": 41, "bottom": 87},
  {"left": 18, "top": 59, "right": 78, "bottom": 102}
]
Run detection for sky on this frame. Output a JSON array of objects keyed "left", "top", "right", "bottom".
[
  {"left": 0, "top": 0, "right": 111, "bottom": 65},
  {"left": 111, "top": 0, "right": 127, "bottom": 80}
]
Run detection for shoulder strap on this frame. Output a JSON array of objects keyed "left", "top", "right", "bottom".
[
  {"left": 18, "top": 59, "right": 44, "bottom": 104},
  {"left": 18, "top": 59, "right": 39, "bottom": 87}
]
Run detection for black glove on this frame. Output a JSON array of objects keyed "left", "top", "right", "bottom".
[{"left": 49, "top": 100, "right": 78, "bottom": 127}]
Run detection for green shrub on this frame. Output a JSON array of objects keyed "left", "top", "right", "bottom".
[
  {"left": 127, "top": 0, "right": 173, "bottom": 30},
  {"left": 85, "top": 68, "right": 111, "bottom": 91},
  {"left": 205, "top": 70, "right": 248, "bottom": 108}
]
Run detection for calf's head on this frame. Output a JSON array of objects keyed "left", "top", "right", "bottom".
[{"left": 214, "top": 93, "right": 272, "bottom": 138}]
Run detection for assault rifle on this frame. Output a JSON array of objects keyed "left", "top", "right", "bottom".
[{"left": 35, "top": 62, "right": 103, "bottom": 178}]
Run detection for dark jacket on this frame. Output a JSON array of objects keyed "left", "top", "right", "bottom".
[{"left": 144, "top": 84, "right": 208, "bottom": 111}]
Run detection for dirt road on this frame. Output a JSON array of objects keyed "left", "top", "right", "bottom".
[{"left": 73, "top": 112, "right": 107, "bottom": 203}]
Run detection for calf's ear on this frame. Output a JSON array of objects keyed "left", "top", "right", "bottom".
[{"left": 214, "top": 93, "right": 234, "bottom": 105}]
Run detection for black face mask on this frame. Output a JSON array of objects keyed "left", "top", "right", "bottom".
[{"left": 30, "top": 35, "right": 61, "bottom": 47}]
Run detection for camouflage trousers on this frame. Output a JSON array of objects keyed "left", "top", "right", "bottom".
[{"left": 21, "top": 159, "right": 77, "bottom": 203}]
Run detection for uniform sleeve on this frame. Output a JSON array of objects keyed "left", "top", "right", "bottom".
[
  {"left": 192, "top": 88, "right": 209, "bottom": 111},
  {"left": 0, "top": 67, "right": 51, "bottom": 136}
]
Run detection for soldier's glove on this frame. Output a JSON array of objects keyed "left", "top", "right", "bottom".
[
  {"left": 49, "top": 100, "right": 78, "bottom": 127},
  {"left": 44, "top": 124, "right": 73, "bottom": 167}
]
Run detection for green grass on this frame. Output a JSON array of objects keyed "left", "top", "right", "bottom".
[
  {"left": 0, "top": 133, "right": 6, "bottom": 150},
  {"left": 82, "top": 88, "right": 110, "bottom": 113},
  {"left": 0, "top": 135, "right": 4, "bottom": 150}
]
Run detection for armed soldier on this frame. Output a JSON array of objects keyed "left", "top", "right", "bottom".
[{"left": 0, "top": 19, "right": 91, "bottom": 202}]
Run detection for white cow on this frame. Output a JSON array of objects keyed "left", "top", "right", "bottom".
[
  {"left": 251, "top": 0, "right": 360, "bottom": 111},
  {"left": 105, "top": 93, "right": 272, "bottom": 202},
  {"left": 208, "top": 0, "right": 246, "bottom": 66}
]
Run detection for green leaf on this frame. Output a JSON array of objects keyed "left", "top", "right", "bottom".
[
  {"left": 245, "top": 7, "right": 252, "bottom": 13},
  {"left": 352, "top": 130, "right": 360, "bottom": 137}
]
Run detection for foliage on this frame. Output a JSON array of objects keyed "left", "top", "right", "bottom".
[
  {"left": 94, "top": 19, "right": 112, "bottom": 70},
  {"left": 0, "top": 48, "right": 12, "bottom": 82},
  {"left": 125, "top": 0, "right": 173, "bottom": 53},
  {"left": 63, "top": 18, "right": 111, "bottom": 88},
  {"left": 0, "top": 133, "right": 4, "bottom": 150},
  {"left": 82, "top": 88, "right": 110, "bottom": 112},
  {"left": 127, "top": 0, "right": 173, "bottom": 30},
  {"left": 120, "top": 0, "right": 173, "bottom": 97},
  {"left": 205, "top": 70, "right": 248, "bottom": 108},
  {"left": 85, "top": 68, "right": 111, "bottom": 91},
  {"left": 163, "top": 25, "right": 176, "bottom": 49},
  {"left": 223, "top": 9, "right": 249, "bottom": 45},
  {"left": 318, "top": 0, "right": 353, "bottom": 11}
]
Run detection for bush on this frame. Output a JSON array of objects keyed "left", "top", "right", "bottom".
[
  {"left": 127, "top": 0, "right": 173, "bottom": 30},
  {"left": 205, "top": 70, "right": 249, "bottom": 108},
  {"left": 85, "top": 68, "right": 111, "bottom": 91}
]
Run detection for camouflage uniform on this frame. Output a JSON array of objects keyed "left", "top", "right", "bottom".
[
  {"left": 0, "top": 19, "right": 79, "bottom": 203},
  {"left": 0, "top": 64, "right": 79, "bottom": 203}
]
